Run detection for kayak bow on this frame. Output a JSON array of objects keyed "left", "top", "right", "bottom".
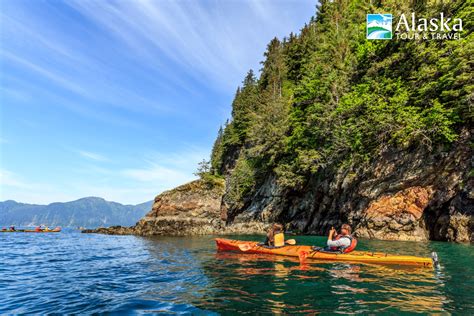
[{"left": 215, "top": 238, "right": 435, "bottom": 268}]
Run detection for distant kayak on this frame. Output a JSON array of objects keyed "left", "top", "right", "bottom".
[
  {"left": 215, "top": 238, "right": 436, "bottom": 268},
  {"left": 1, "top": 228, "right": 61, "bottom": 233}
]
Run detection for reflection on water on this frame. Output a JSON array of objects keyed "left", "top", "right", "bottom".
[
  {"left": 1, "top": 232, "right": 473, "bottom": 314},
  {"left": 205, "top": 247, "right": 451, "bottom": 314}
]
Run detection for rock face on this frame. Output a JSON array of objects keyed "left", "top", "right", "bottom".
[
  {"left": 134, "top": 180, "right": 224, "bottom": 236},
  {"left": 356, "top": 186, "right": 433, "bottom": 241},
  {"left": 85, "top": 129, "right": 472, "bottom": 243},
  {"left": 83, "top": 179, "right": 266, "bottom": 236},
  {"left": 221, "top": 128, "right": 473, "bottom": 243}
]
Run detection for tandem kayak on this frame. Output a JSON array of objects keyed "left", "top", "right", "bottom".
[{"left": 215, "top": 238, "right": 437, "bottom": 268}]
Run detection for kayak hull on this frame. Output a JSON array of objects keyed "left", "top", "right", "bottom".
[{"left": 215, "top": 238, "right": 434, "bottom": 268}]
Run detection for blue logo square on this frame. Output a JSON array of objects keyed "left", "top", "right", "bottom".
[{"left": 367, "top": 14, "right": 393, "bottom": 40}]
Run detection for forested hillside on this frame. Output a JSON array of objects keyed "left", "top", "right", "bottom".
[
  {"left": 93, "top": 0, "right": 473, "bottom": 241},
  {"left": 208, "top": 0, "right": 473, "bottom": 241}
]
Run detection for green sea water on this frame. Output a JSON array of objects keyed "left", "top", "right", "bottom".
[{"left": 1, "top": 231, "right": 473, "bottom": 314}]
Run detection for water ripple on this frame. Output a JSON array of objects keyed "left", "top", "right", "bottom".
[{"left": 1, "top": 232, "right": 473, "bottom": 313}]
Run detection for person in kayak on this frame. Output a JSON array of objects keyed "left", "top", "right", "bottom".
[
  {"left": 35, "top": 226, "right": 42, "bottom": 232},
  {"left": 326, "top": 224, "right": 357, "bottom": 253},
  {"left": 312, "top": 224, "right": 357, "bottom": 253},
  {"left": 264, "top": 223, "right": 285, "bottom": 247},
  {"left": 9, "top": 226, "right": 16, "bottom": 231}
]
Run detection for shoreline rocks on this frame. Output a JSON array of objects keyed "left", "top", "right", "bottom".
[
  {"left": 82, "top": 179, "right": 268, "bottom": 236},
  {"left": 84, "top": 129, "right": 473, "bottom": 243}
]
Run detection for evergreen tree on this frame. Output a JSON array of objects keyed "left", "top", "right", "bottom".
[{"left": 209, "top": 0, "right": 471, "bottom": 193}]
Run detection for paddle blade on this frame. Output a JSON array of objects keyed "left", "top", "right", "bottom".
[
  {"left": 286, "top": 239, "right": 296, "bottom": 245},
  {"left": 238, "top": 243, "right": 252, "bottom": 252}
]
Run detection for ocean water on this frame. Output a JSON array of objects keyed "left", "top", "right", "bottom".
[{"left": 1, "top": 230, "right": 473, "bottom": 314}]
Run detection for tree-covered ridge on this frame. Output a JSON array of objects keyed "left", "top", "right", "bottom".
[{"left": 210, "top": 0, "right": 473, "bottom": 204}]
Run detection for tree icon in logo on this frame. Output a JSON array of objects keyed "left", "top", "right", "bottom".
[{"left": 367, "top": 14, "right": 392, "bottom": 40}]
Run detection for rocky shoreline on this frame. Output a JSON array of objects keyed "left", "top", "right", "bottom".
[
  {"left": 82, "top": 179, "right": 267, "bottom": 236},
  {"left": 83, "top": 129, "right": 473, "bottom": 243}
]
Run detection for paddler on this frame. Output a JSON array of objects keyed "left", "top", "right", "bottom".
[
  {"left": 264, "top": 223, "right": 285, "bottom": 247},
  {"left": 313, "top": 223, "right": 357, "bottom": 253}
]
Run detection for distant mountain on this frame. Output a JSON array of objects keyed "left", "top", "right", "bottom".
[
  {"left": 367, "top": 20, "right": 391, "bottom": 29},
  {"left": 0, "top": 197, "right": 153, "bottom": 228}
]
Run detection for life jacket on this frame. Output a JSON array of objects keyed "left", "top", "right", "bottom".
[
  {"left": 274, "top": 232, "right": 285, "bottom": 247},
  {"left": 330, "top": 234, "right": 357, "bottom": 253}
]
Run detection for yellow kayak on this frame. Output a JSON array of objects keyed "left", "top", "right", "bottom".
[{"left": 215, "top": 238, "right": 436, "bottom": 268}]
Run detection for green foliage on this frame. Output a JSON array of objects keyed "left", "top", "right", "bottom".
[
  {"left": 274, "top": 162, "right": 306, "bottom": 189},
  {"left": 228, "top": 70, "right": 259, "bottom": 145},
  {"left": 210, "top": 126, "right": 224, "bottom": 174},
  {"left": 247, "top": 92, "right": 290, "bottom": 168},
  {"left": 194, "top": 159, "right": 224, "bottom": 188},
  {"left": 226, "top": 155, "right": 255, "bottom": 205},
  {"left": 200, "top": 173, "right": 225, "bottom": 189},
  {"left": 194, "top": 159, "right": 210, "bottom": 178},
  {"left": 209, "top": 0, "right": 471, "bottom": 194}
]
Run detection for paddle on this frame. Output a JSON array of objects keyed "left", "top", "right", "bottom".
[
  {"left": 238, "top": 239, "right": 297, "bottom": 252},
  {"left": 238, "top": 243, "right": 253, "bottom": 252},
  {"left": 286, "top": 239, "right": 296, "bottom": 245}
]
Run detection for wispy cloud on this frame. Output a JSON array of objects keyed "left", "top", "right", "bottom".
[
  {"left": 0, "top": 144, "right": 209, "bottom": 204},
  {"left": 78, "top": 150, "right": 109, "bottom": 162},
  {"left": 121, "top": 145, "right": 208, "bottom": 186},
  {"left": 0, "top": 169, "right": 29, "bottom": 188},
  {"left": 1, "top": 8, "right": 174, "bottom": 117},
  {"left": 65, "top": 0, "right": 313, "bottom": 90},
  {"left": 122, "top": 164, "right": 192, "bottom": 183},
  {"left": 1, "top": 51, "right": 88, "bottom": 96},
  {"left": 0, "top": 0, "right": 314, "bottom": 204},
  {"left": 0, "top": 169, "right": 75, "bottom": 204}
]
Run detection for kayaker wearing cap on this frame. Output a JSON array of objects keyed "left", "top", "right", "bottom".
[{"left": 326, "top": 224, "right": 357, "bottom": 253}]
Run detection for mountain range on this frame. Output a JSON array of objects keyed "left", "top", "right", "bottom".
[
  {"left": 0, "top": 197, "right": 153, "bottom": 228},
  {"left": 367, "top": 20, "right": 391, "bottom": 29}
]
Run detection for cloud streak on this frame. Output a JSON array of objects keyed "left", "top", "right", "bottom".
[
  {"left": 0, "top": 0, "right": 315, "bottom": 204},
  {"left": 78, "top": 150, "right": 109, "bottom": 162},
  {"left": 65, "top": 0, "right": 314, "bottom": 90}
]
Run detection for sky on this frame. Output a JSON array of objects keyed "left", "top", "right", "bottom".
[{"left": 0, "top": 0, "right": 316, "bottom": 205}]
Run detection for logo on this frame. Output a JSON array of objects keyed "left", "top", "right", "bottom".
[
  {"left": 395, "top": 13, "right": 463, "bottom": 40},
  {"left": 366, "top": 14, "right": 393, "bottom": 40}
]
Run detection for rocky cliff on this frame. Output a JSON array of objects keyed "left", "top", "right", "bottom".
[
  {"left": 84, "top": 129, "right": 472, "bottom": 242},
  {"left": 221, "top": 128, "right": 473, "bottom": 243},
  {"left": 84, "top": 0, "right": 473, "bottom": 243},
  {"left": 83, "top": 179, "right": 266, "bottom": 236}
]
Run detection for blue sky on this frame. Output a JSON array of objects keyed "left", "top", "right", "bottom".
[
  {"left": 366, "top": 14, "right": 392, "bottom": 24},
  {"left": 0, "top": 0, "right": 315, "bottom": 204}
]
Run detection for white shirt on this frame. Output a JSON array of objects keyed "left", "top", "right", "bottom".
[{"left": 327, "top": 236, "right": 351, "bottom": 248}]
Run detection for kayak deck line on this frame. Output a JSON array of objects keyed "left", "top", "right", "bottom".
[{"left": 215, "top": 238, "right": 435, "bottom": 268}]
